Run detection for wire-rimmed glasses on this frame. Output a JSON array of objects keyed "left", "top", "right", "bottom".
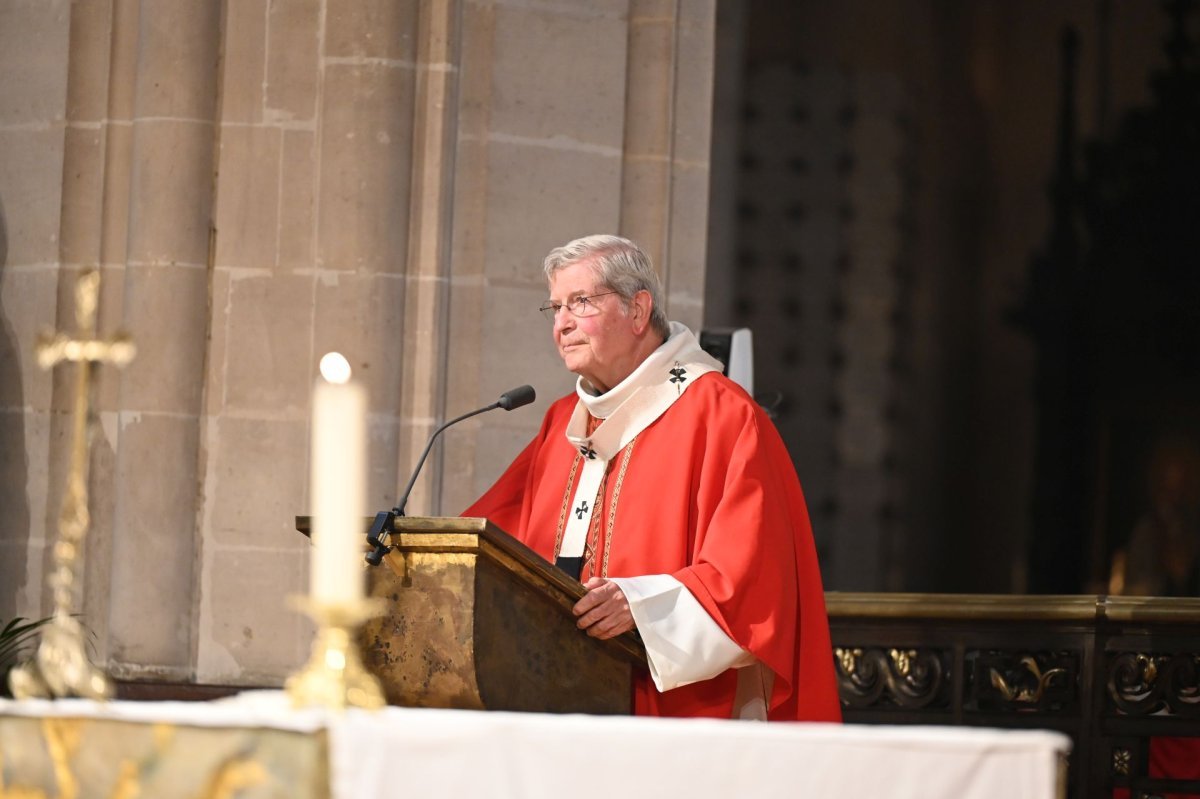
[{"left": 538, "top": 291, "right": 619, "bottom": 322}]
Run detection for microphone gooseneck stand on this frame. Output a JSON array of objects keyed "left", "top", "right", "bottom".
[{"left": 365, "top": 385, "right": 536, "bottom": 566}]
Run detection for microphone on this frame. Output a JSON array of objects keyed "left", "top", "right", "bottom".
[
  {"left": 497, "top": 384, "right": 535, "bottom": 411},
  {"left": 365, "top": 385, "right": 536, "bottom": 565}
]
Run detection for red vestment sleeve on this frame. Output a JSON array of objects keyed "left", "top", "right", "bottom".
[
  {"left": 670, "top": 384, "right": 841, "bottom": 722},
  {"left": 461, "top": 395, "right": 573, "bottom": 534}
]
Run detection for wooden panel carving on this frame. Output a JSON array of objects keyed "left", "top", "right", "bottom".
[
  {"left": 1107, "top": 652, "right": 1200, "bottom": 718},
  {"left": 835, "top": 646, "right": 949, "bottom": 710}
]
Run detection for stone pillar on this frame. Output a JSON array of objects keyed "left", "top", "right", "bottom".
[
  {"left": 620, "top": 0, "right": 715, "bottom": 331},
  {"left": 0, "top": 0, "right": 220, "bottom": 680},
  {"left": 66, "top": 0, "right": 138, "bottom": 663},
  {"left": 99, "top": 0, "right": 221, "bottom": 678},
  {"left": 1, "top": 0, "right": 720, "bottom": 688},
  {"left": 0, "top": 0, "right": 71, "bottom": 621},
  {"left": 441, "top": 0, "right": 719, "bottom": 514},
  {"left": 194, "top": 0, "right": 422, "bottom": 682},
  {"left": 397, "top": 0, "right": 462, "bottom": 516}
]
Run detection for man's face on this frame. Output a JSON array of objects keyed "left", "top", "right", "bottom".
[{"left": 547, "top": 260, "right": 637, "bottom": 392}]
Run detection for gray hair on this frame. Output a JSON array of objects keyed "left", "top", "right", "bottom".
[{"left": 542, "top": 234, "right": 671, "bottom": 340}]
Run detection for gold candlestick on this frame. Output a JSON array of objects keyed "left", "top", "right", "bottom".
[
  {"left": 285, "top": 596, "right": 387, "bottom": 711},
  {"left": 9, "top": 270, "right": 135, "bottom": 701}
]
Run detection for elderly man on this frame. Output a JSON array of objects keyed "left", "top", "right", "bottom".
[{"left": 465, "top": 235, "right": 840, "bottom": 721}]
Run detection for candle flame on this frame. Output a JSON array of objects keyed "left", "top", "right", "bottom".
[{"left": 319, "top": 352, "right": 352, "bottom": 384}]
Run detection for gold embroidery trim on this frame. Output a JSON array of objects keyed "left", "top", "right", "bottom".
[
  {"left": 581, "top": 468, "right": 610, "bottom": 574},
  {"left": 552, "top": 453, "right": 583, "bottom": 559},
  {"left": 599, "top": 438, "right": 636, "bottom": 578}
]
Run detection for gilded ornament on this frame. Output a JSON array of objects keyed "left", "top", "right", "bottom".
[
  {"left": 988, "top": 655, "right": 1070, "bottom": 704},
  {"left": 286, "top": 596, "right": 387, "bottom": 711},
  {"left": 836, "top": 647, "right": 861, "bottom": 676},
  {"left": 8, "top": 269, "right": 134, "bottom": 700},
  {"left": 890, "top": 648, "right": 912, "bottom": 677},
  {"left": 1111, "top": 747, "right": 1132, "bottom": 776}
]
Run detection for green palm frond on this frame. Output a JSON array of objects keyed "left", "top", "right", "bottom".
[{"left": 0, "top": 616, "right": 53, "bottom": 671}]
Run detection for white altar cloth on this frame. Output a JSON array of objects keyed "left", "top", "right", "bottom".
[{"left": 0, "top": 692, "right": 1069, "bottom": 798}]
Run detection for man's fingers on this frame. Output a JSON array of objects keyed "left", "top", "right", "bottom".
[
  {"left": 572, "top": 578, "right": 615, "bottom": 617},
  {"left": 575, "top": 606, "right": 606, "bottom": 630},
  {"left": 573, "top": 589, "right": 605, "bottom": 616},
  {"left": 587, "top": 617, "right": 618, "bottom": 639},
  {"left": 575, "top": 599, "right": 621, "bottom": 630},
  {"left": 587, "top": 612, "right": 634, "bottom": 640},
  {"left": 572, "top": 594, "right": 596, "bottom": 616},
  {"left": 573, "top": 579, "right": 633, "bottom": 637}
]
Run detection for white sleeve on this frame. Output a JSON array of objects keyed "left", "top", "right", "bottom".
[{"left": 609, "top": 574, "right": 756, "bottom": 692}]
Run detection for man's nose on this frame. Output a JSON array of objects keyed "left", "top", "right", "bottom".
[{"left": 553, "top": 307, "right": 574, "bottom": 336}]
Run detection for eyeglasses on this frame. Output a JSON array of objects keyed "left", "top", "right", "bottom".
[{"left": 538, "top": 291, "right": 620, "bottom": 321}]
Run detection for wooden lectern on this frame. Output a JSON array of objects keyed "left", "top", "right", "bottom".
[{"left": 299, "top": 516, "right": 646, "bottom": 714}]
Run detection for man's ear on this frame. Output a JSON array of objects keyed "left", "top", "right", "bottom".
[{"left": 630, "top": 290, "right": 653, "bottom": 335}]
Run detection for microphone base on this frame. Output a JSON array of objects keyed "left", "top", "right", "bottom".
[{"left": 365, "top": 510, "right": 397, "bottom": 567}]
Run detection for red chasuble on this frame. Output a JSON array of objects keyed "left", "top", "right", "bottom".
[{"left": 464, "top": 372, "right": 842, "bottom": 722}]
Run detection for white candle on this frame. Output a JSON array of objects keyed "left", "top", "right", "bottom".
[{"left": 310, "top": 352, "right": 366, "bottom": 604}]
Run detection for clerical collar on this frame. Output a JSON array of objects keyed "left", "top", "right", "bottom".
[
  {"left": 555, "top": 323, "right": 723, "bottom": 571},
  {"left": 575, "top": 322, "right": 721, "bottom": 419},
  {"left": 563, "top": 322, "right": 722, "bottom": 461}
]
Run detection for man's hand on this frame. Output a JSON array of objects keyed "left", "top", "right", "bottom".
[{"left": 572, "top": 577, "right": 635, "bottom": 640}]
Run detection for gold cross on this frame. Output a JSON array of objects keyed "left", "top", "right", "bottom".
[
  {"left": 36, "top": 269, "right": 135, "bottom": 370},
  {"left": 8, "top": 269, "right": 136, "bottom": 700}
]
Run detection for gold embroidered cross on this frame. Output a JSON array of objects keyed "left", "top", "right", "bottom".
[{"left": 9, "top": 269, "right": 135, "bottom": 700}]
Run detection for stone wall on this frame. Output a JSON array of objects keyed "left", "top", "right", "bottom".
[
  {"left": 0, "top": 0, "right": 716, "bottom": 686},
  {"left": 0, "top": 0, "right": 71, "bottom": 626}
]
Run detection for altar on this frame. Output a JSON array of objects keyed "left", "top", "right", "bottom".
[{"left": 0, "top": 692, "right": 1068, "bottom": 799}]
